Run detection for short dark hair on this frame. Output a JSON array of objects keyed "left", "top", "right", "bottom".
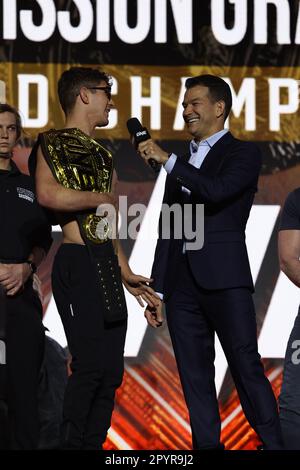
[
  {"left": 185, "top": 75, "right": 232, "bottom": 121},
  {"left": 0, "top": 103, "right": 22, "bottom": 140},
  {"left": 58, "top": 67, "right": 112, "bottom": 115}
]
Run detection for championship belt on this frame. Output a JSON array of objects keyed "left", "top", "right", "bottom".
[
  {"left": 40, "top": 128, "right": 127, "bottom": 323},
  {"left": 39, "top": 128, "right": 113, "bottom": 245}
]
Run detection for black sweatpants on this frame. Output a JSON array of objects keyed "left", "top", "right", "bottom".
[
  {"left": 52, "top": 244, "right": 127, "bottom": 450},
  {"left": 0, "top": 282, "right": 45, "bottom": 449}
]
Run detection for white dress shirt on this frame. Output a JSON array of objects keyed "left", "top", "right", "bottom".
[{"left": 164, "top": 129, "right": 229, "bottom": 195}]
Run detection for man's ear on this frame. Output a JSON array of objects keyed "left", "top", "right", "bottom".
[
  {"left": 216, "top": 100, "right": 225, "bottom": 119},
  {"left": 78, "top": 87, "right": 89, "bottom": 105}
]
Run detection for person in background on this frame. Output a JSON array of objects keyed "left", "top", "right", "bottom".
[
  {"left": 0, "top": 103, "right": 52, "bottom": 449},
  {"left": 278, "top": 188, "right": 300, "bottom": 449}
]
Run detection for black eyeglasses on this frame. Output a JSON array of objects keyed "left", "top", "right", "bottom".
[{"left": 87, "top": 86, "right": 112, "bottom": 100}]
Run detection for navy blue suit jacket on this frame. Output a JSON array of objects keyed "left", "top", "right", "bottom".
[{"left": 151, "top": 132, "right": 262, "bottom": 298}]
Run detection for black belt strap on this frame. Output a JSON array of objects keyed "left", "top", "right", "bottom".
[{"left": 76, "top": 214, "right": 127, "bottom": 324}]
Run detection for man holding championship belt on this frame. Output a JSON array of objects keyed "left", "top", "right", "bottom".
[{"left": 30, "top": 67, "right": 159, "bottom": 450}]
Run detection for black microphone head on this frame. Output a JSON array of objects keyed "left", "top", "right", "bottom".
[
  {"left": 127, "top": 117, "right": 160, "bottom": 173},
  {"left": 127, "top": 117, "right": 151, "bottom": 144},
  {"left": 126, "top": 117, "right": 142, "bottom": 135}
]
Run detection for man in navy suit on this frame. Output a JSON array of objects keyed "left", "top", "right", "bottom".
[{"left": 137, "top": 75, "right": 283, "bottom": 450}]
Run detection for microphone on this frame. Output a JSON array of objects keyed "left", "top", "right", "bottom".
[{"left": 126, "top": 117, "right": 161, "bottom": 173}]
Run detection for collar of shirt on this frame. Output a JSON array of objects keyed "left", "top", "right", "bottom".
[
  {"left": 0, "top": 160, "right": 21, "bottom": 178},
  {"left": 182, "top": 129, "right": 229, "bottom": 196},
  {"left": 189, "top": 128, "right": 229, "bottom": 156}
]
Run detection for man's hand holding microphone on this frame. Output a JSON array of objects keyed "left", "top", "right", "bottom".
[
  {"left": 127, "top": 118, "right": 170, "bottom": 171},
  {"left": 138, "top": 138, "right": 169, "bottom": 166},
  {"left": 127, "top": 117, "right": 166, "bottom": 327}
]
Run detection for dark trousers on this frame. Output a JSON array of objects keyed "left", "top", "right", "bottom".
[
  {"left": 52, "top": 244, "right": 127, "bottom": 449},
  {"left": 0, "top": 282, "right": 45, "bottom": 449},
  {"left": 279, "top": 306, "right": 300, "bottom": 449},
  {"left": 165, "top": 255, "right": 283, "bottom": 450}
]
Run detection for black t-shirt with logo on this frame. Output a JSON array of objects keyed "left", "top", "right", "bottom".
[
  {"left": 0, "top": 161, "right": 52, "bottom": 262},
  {"left": 279, "top": 188, "right": 300, "bottom": 231}
]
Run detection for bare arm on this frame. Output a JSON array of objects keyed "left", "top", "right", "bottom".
[
  {"left": 278, "top": 230, "right": 300, "bottom": 288},
  {"left": 35, "top": 145, "right": 116, "bottom": 211},
  {"left": 117, "top": 242, "right": 134, "bottom": 279},
  {"left": 116, "top": 242, "right": 160, "bottom": 308}
]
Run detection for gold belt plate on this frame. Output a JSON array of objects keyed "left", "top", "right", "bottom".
[{"left": 82, "top": 214, "right": 111, "bottom": 244}]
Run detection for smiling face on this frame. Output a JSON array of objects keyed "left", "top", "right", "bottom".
[
  {"left": 86, "top": 80, "right": 114, "bottom": 128},
  {"left": 182, "top": 85, "right": 225, "bottom": 142},
  {"left": 0, "top": 111, "right": 18, "bottom": 160}
]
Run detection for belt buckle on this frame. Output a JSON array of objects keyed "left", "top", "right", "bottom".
[{"left": 83, "top": 214, "right": 111, "bottom": 244}]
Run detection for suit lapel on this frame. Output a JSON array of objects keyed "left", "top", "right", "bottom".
[
  {"left": 199, "top": 131, "right": 234, "bottom": 175},
  {"left": 167, "top": 132, "right": 235, "bottom": 201},
  {"left": 168, "top": 151, "right": 190, "bottom": 201}
]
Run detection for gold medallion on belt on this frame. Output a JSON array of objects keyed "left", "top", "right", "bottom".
[{"left": 82, "top": 213, "right": 111, "bottom": 244}]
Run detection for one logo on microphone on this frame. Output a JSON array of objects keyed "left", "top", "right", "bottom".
[{"left": 136, "top": 130, "right": 147, "bottom": 137}]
